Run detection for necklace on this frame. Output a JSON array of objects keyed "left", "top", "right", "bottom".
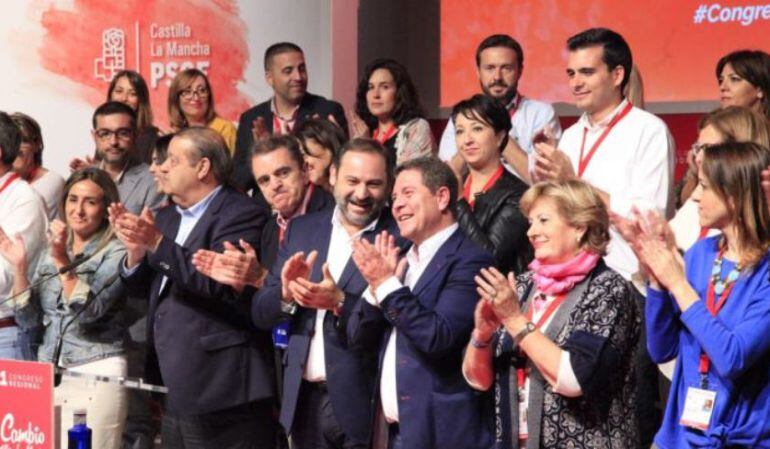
[{"left": 710, "top": 247, "right": 742, "bottom": 296}]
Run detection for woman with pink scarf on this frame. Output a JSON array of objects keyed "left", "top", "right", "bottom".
[{"left": 463, "top": 179, "right": 640, "bottom": 449}]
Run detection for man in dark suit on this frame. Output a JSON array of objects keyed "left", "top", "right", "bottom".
[
  {"left": 233, "top": 42, "right": 348, "bottom": 193},
  {"left": 351, "top": 157, "right": 495, "bottom": 449},
  {"left": 110, "top": 127, "right": 275, "bottom": 449}
]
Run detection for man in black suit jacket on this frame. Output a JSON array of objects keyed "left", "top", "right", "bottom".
[
  {"left": 111, "top": 127, "right": 275, "bottom": 449},
  {"left": 233, "top": 42, "right": 348, "bottom": 193},
  {"left": 195, "top": 139, "right": 400, "bottom": 449}
]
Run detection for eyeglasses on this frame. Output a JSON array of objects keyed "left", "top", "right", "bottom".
[
  {"left": 690, "top": 142, "right": 711, "bottom": 155},
  {"left": 180, "top": 87, "right": 210, "bottom": 100},
  {"left": 95, "top": 128, "right": 134, "bottom": 141}
]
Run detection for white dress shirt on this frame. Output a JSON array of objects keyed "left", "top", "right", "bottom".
[
  {"left": 439, "top": 95, "right": 562, "bottom": 181},
  {"left": 364, "top": 223, "right": 458, "bottom": 423},
  {"left": 303, "top": 207, "right": 378, "bottom": 381},
  {"left": 557, "top": 99, "right": 674, "bottom": 280},
  {"left": 31, "top": 170, "right": 65, "bottom": 220},
  {"left": 0, "top": 172, "right": 47, "bottom": 318}
]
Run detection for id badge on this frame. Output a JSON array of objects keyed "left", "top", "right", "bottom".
[
  {"left": 679, "top": 386, "right": 717, "bottom": 430},
  {"left": 518, "top": 385, "right": 529, "bottom": 439}
]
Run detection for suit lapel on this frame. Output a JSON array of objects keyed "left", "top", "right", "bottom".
[
  {"left": 410, "top": 228, "right": 463, "bottom": 297},
  {"left": 156, "top": 208, "right": 182, "bottom": 299},
  {"left": 309, "top": 212, "right": 333, "bottom": 282}
]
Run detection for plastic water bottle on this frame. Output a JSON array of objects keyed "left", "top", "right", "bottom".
[{"left": 68, "top": 409, "right": 92, "bottom": 449}]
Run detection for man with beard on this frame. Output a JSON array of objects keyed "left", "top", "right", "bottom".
[
  {"left": 438, "top": 34, "right": 561, "bottom": 184},
  {"left": 89, "top": 102, "right": 164, "bottom": 214},
  {"left": 201, "top": 139, "right": 403, "bottom": 449},
  {"left": 233, "top": 42, "right": 348, "bottom": 194}
]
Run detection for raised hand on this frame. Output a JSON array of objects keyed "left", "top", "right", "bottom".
[
  {"left": 348, "top": 111, "right": 370, "bottom": 139},
  {"left": 472, "top": 299, "right": 501, "bottom": 344},
  {"left": 111, "top": 206, "right": 162, "bottom": 268},
  {"left": 251, "top": 117, "right": 270, "bottom": 141},
  {"left": 0, "top": 229, "right": 27, "bottom": 270},
  {"left": 69, "top": 155, "right": 97, "bottom": 173},
  {"left": 532, "top": 142, "right": 575, "bottom": 182},
  {"left": 47, "top": 219, "right": 69, "bottom": 263},
  {"left": 637, "top": 236, "right": 686, "bottom": 291},
  {"left": 289, "top": 262, "right": 344, "bottom": 311},
  {"left": 280, "top": 250, "right": 318, "bottom": 303},
  {"left": 475, "top": 267, "right": 521, "bottom": 322},
  {"left": 351, "top": 231, "right": 406, "bottom": 290}
]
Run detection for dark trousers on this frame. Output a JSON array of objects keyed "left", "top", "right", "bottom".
[
  {"left": 291, "top": 381, "right": 367, "bottom": 449},
  {"left": 161, "top": 400, "right": 276, "bottom": 449},
  {"left": 634, "top": 289, "right": 662, "bottom": 448},
  {"left": 387, "top": 424, "right": 401, "bottom": 449}
]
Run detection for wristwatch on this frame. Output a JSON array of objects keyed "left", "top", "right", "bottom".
[{"left": 513, "top": 321, "right": 536, "bottom": 345}]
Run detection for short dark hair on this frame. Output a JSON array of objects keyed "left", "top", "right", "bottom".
[
  {"left": 152, "top": 133, "right": 174, "bottom": 166},
  {"left": 716, "top": 50, "right": 770, "bottom": 120},
  {"left": 0, "top": 111, "right": 21, "bottom": 166},
  {"left": 334, "top": 138, "right": 394, "bottom": 186},
  {"left": 395, "top": 157, "right": 458, "bottom": 217},
  {"left": 264, "top": 42, "right": 303, "bottom": 71},
  {"left": 355, "top": 58, "right": 426, "bottom": 131},
  {"left": 450, "top": 94, "right": 512, "bottom": 153},
  {"left": 92, "top": 101, "right": 137, "bottom": 129},
  {"left": 11, "top": 112, "right": 44, "bottom": 165},
  {"left": 475, "top": 34, "right": 524, "bottom": 69},
  {"left": 251, "top": 135, "right": 305, "bottom": 169},
  {"left": 174, "top": 127, "right": 231, "bottom": 184},
  {"left": 567, "top": 28, "right": 632, "bottom": 92},
  {"left": 293, "top": 118, "right": 346, "bottom": 160}
]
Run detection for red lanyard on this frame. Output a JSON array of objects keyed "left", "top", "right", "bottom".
[
  {"left": 698, "top": 227, "right": 710, "bottom": 240},
  {"left": 0, "top": 172, "right": 20, "bottom": 196},
  {"left": 373, "top": 124, "right": 398, "bottom": 144},
  {"left": 516, "top": 293, "right": 567, "bottom": 387},
  {"left": 698, "top": 249, "right": 740, "bottom": 380},
  {"left": 577, "top": 102, "right": 633, "bottom": 177},
  {"left": 462, "top": 164, "right": 504, "bottom": 209}
]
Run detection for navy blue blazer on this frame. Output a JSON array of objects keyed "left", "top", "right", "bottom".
[
  {"left": 348, "top": 227, "right": 495, "bottom": 449},
  {"left": 252, "top": 207, "right": 406, "bottom": 444},
  {"left": 233, "top": 93, "right": 348, "bottom": 192},
  {"left": 121, "top": 187, "right": 275, "bottom": 415}
]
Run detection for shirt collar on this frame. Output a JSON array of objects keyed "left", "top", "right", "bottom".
[
  {"left": 176, "top": 185, "right": 223, "bottom": 218},
  {"left": 275, "top": 183, "right": 315, "bottom": 229},
  {"left": 330, "top": 205, "right": 379, "bottom": 239},
  {"left": 100, "top": 160, "right": 130, "bottom": 183},
  {"left": 578, "top": 98, "right": 629, "bottom": 131},
  {"left": 407, "top": 222, "right": 459, "bottom": 267},
  {"left": 504, "top": 92, "right": 522, "bottom": 111},
  {"left": 270, "top": 97, "right": 300, "bottom": 122}
]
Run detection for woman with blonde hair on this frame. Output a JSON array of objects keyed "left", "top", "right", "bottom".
[
  {"left": 464, "top": 179, "right": 639, "bottom": 448},
  {"left": 168, "top": 68, "right": 237, "bottom": 154},
  {"left": 672, "top": 106, "right": 770, "bottom": 250}
]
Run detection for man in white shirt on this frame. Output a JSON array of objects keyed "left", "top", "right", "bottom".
[
  {"left": 439, "top": 34, "right": 561, "bottom": 183},
  {"left": 0, "top": 111, "right": 47, "bottom": 360},
  {"left": 249, "top": 139, "right": 402, "bottom": 449},
  {"left": 351, "top": 158, "right": 495, "bottom": 449},
  {"left": 531, "top": 27, "right": 674, "bottom": 446}
]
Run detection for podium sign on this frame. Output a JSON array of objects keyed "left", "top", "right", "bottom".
[{"left": 0, "top": 359, "right": 53, "bottom": 449}]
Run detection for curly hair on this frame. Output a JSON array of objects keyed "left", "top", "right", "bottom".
[{"left": 355, "top": 58, "right": 425, "bottom": 132}]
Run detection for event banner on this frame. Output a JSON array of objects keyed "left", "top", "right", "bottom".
[
  {"left": 441, "top": 0, "right": 770, "bottom": 107},
  {"left": 0, "top": 359, "right": 53, "bottom": 449}
]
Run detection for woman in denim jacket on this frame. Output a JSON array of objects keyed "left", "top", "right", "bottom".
[{"left": 0, "top": 168, "right": 128, "bottom": 449}]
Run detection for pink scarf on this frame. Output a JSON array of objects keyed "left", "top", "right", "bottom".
[{"left": 528, "top": 250, "right": 600, "bottom": 296}]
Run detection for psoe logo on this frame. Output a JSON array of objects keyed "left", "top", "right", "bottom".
[
  {"left": 94, "top": 28, "right": 126, "bottom": 82},
  {"left": 0, "top": 414, "right": 46, "bottom": 447}
]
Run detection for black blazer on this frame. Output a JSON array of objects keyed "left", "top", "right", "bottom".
[
  {"left": 259, "top": 186, "right": 335, "bottom": 272},
  {"left": 252, "top": 207, "right": 406, "bottom": 445},
  {"left": 233, "top": 93, "right": 348, "bottom": 192},
  {"left": 121, "top": 186, "right": 274, "bottom": 415},
  {"left": 456, "top": 169, "right": 533, "bottom": 274}
]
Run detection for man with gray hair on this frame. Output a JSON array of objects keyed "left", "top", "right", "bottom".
[{"left": 111, "top": 127, "right": 276, "bottom": 449}]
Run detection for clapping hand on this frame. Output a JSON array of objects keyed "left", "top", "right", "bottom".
[
  {"left": 280, "top": 250, "right": 318, "bottom": 303},
  {"left": 69, "top": 155, "right": 97, "bottom": 173},
  {"left": 46, "top": 219, "right": 69, "bottom": 264},
  {"left": 475, "top": 267, "right": 521, "bottom": 322},
  {"left": 251, "top": 117, "right": 270, "bottom": 142},
  {"left": 348, "top": 111, "right": 370, "bottom": 139},
  {"left": 0, "top": 228, "right": 26, "bottom": 270},
  {"left": 108, "top": 204, "right": 161, "bottom": 268},
  {"left": 351, "top": 231, "right": 407, "bottom": 291},
  {"left": 532, "top": 142, "right": 575, "bottom": 182},
  {"left": 289, "top": 262, "right": 344, "bottom": 311},
  {"left": 192, "top": 239, "right": 266, "bottom": 293}
]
